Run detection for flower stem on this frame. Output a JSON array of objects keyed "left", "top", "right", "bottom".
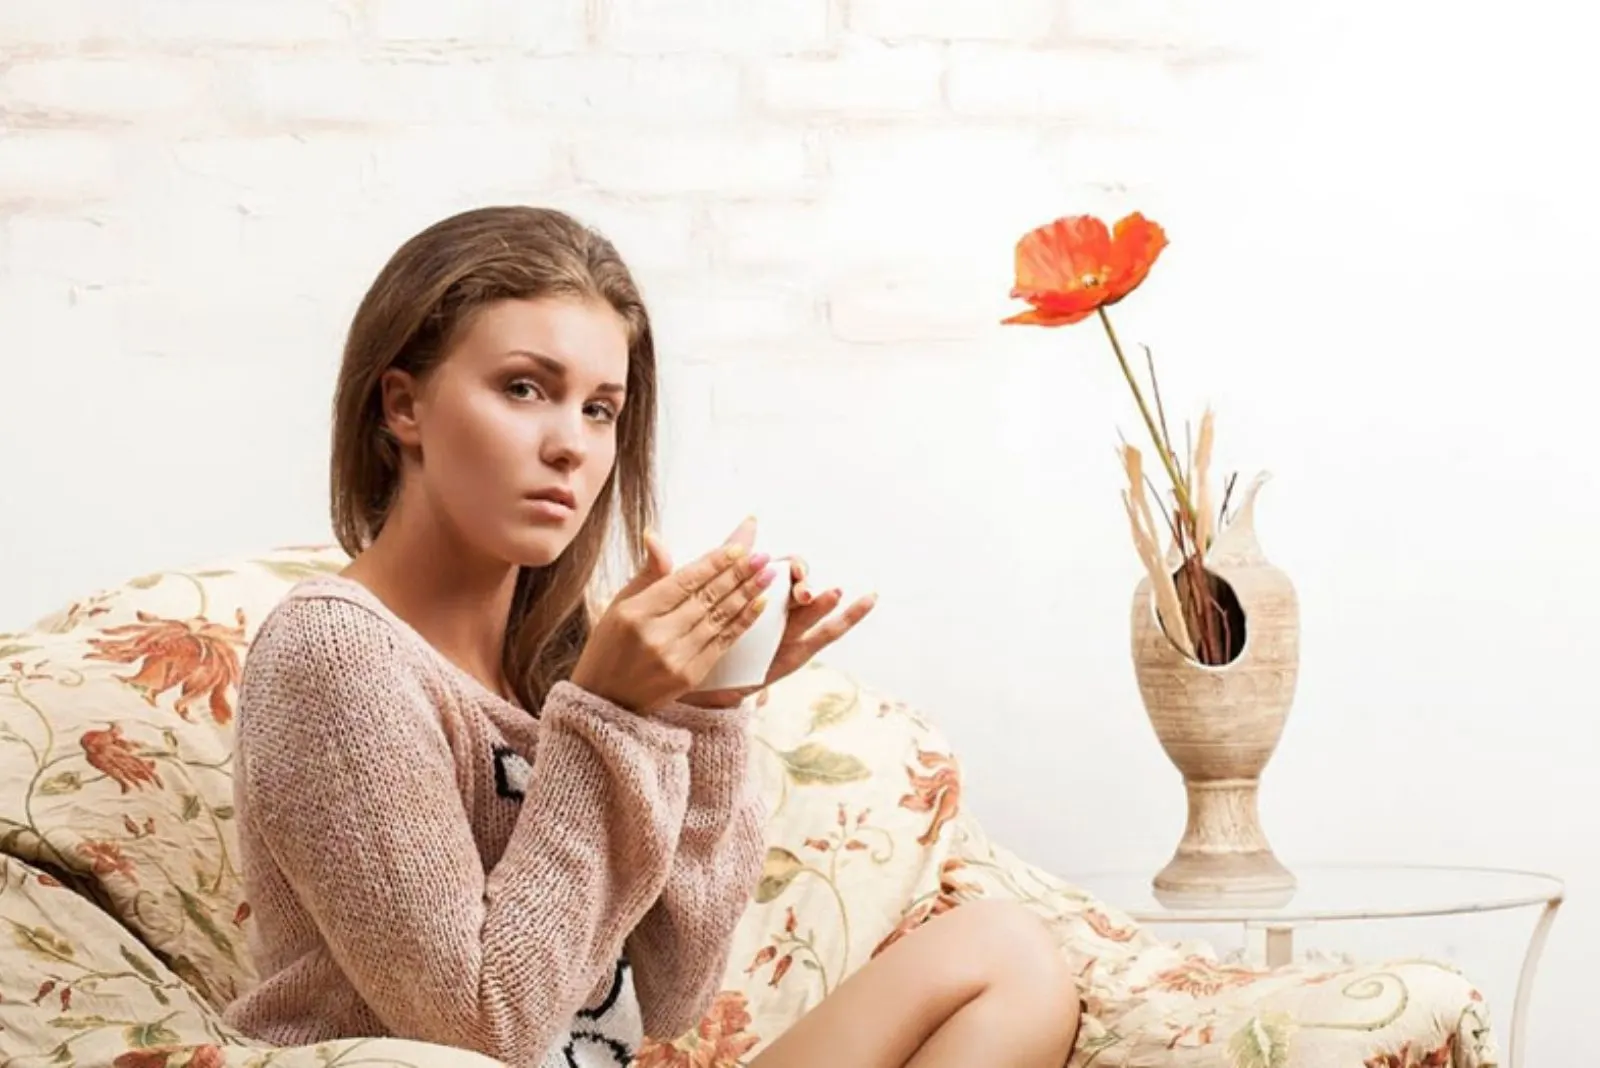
[{"left": 1096, "top": 307, "right": 1197, "bottom": 525}]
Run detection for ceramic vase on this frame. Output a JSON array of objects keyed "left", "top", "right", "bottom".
[{"left": 1130, "top": 472, "right": 1299, "bottom": 908}]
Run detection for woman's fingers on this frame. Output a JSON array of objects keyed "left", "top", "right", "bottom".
[
  {"left": 612, "top": 528, "right": 675, "bottom": 601},
  {"left": 761, "top": 589, "right": 876, "bottom": 682},
  {"left": 664, "top": 549, "right": 772, "bottom": 635},
  {"left": 642, "top": 528, "right": 674, "bottom": 575},
  {"left": 687, "top": 561, "right": 775, "bottom": 648},
  {"left": 792, "top": 592, "right": 878, "bottom": 660},
  {"left": 789, "top": 555, "right": 814, "bottom": 606},
  {"left": 784, "top": 585, "right": 840, "bottom": 629},
  {"left": 634, "top": 517, "right": 759, "bottom": 614},
  {"left": 685, "top": 575, "right": 775, "bottom": 676}
]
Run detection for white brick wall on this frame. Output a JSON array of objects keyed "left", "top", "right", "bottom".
[
  {"left": 757, "top": 39, "right": 943, "bottom": 114},
  {"left": 3, "top": 7, "right": 1591, "bottom": 1062},
  {"left": 507, "top": 56, "right": 744, "bottom": 120},
  {"left": 363, "top": 0, "right": 589, "bottom": 52},
  {"left": 945, "top": 45, "right": 1180, "bottom": 125},
  {"left": 846, "top": 0, "right": 1059, "bottom": 42},
  {"left": 0, "top": 131, "right": 119, "bottom": 203},
  {"left": 233, "top": 55, "right": 505, "bottom": 127},
  {"left": 0, "top": 58, "right": 214, "bottom": 123},
  {"left": 599, "top": 0, "right": 831, "bottom": 54},
  {"left": 570, "top": 130, "right": 817, "bottom": 197},
  {"left": 131, "top": 0, "right": 358, "bottom": 48}
]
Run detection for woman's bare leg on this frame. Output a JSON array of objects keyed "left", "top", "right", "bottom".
[{"left": 750, "top": 899, "right": 1082, "bottom": 1068}]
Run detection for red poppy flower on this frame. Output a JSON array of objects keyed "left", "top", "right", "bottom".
[{"left": 1003, "top": 212, "right": 1168, "bottom": 326}]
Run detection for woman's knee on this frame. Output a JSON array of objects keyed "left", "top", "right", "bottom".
[
  {"left": 935, "top": 900, "right": 1076, "bottom": 995},
  {"left": 947, "top": 901, "right": 1081, "bottom": 1046}
]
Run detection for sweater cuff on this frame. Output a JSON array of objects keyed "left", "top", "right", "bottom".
[
  {"left": 651, "top": 699, "right": 754, "bottom": 735},
  {"left": 545, "top": 681, "right": 693, "bottom": 754}
]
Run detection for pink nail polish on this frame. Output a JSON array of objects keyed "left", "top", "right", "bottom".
[
  {"left": 757, "top": 566, "right": 776, "bottom": 587},
  {"left": 750, "top": 552, "right": 771, "bottom": 570}
]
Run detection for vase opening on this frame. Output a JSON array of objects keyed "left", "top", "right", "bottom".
[{"left": 1154, "top": 563, "right": 1248, "bottom": 667}]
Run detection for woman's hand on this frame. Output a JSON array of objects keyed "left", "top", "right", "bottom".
[
  {"left": 570, "top": 517, "right": 777, "bottom": 714},
  {"left": 771, "top": 554, "right": 877, "bottom": 681},
  {"left": 682, "top": 554, "right": 877, "bottom": 708}
]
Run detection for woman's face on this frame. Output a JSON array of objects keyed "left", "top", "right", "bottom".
[{"left": 384, "top": 295, "right": 630, "bottom": 569}]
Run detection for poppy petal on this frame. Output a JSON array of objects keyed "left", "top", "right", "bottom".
[
  {"left": 1013, "top": 215, "right": 1114, "bottom": 295},
  {"left": 1001, "top": 305, "right": 1097, "bottom": 327},
  {"left": 1103, "top": 212, "right": 1168, "bottom": 303},
  {"left": 1024, "top": 287, "right": 1107, "bottom": 319}
]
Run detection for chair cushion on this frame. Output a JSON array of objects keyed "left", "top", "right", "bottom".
[
  {"left": 0, "top": 546, "right": 351, "bottom": 1006},
  {"left": 0, "top": 851, "right": 505, "bottom": 1068}
]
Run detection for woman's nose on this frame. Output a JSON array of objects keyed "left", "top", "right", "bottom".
[{"left": 539, "top": 407, "right": 588, "bottom": 470}]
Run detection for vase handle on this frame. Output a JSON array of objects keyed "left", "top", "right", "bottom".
[{"left": 1209, "top": 470, "right": 1272, "bottom": 565}]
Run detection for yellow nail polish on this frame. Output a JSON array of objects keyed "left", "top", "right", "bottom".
[
  {"left": 725, "top": 544, "right": 747, "bottom": 561},
  {"left": 751, "top": 595, "right": 769, "bottom": 614}
]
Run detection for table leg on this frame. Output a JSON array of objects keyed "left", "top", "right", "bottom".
[
  {"left": 1264, "top": 925, "right": 1294, "bottom": 968},
  {"left": 1510, "top": 898, "right": 1562, "bottom": 1068}
]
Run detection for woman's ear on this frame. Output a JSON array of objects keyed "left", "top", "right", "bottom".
[{"left": 379, "top": 368, "right": 423, "bottom": 449}]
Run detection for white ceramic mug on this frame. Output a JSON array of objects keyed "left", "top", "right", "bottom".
[{"left": 697, "top": 555, "right": 791, "bottom": 691}]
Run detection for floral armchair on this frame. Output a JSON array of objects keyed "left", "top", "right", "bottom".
[{"left": 0, "top": 546, "right": 1497, "bottom": 1068}]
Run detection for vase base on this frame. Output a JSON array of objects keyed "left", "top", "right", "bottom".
[{"left": 1152, "top": 851, "right": 1297, "bottom": 910}]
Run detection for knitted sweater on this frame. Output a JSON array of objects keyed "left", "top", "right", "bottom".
[{"left": 222, "top": 576, "right": 767, "bottom": 1068}]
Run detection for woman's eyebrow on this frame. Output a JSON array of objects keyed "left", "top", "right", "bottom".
[{"left": 504, "top": 349, "right": 625, "bottom": 396}]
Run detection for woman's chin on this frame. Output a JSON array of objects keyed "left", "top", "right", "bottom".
[{"left": 498, "top": 528, "right": 575, "bottom": 570}]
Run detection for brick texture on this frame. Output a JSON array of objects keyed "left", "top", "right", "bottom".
[
  {"left": 847, "top": 0, "right": 1059, "bottom": 42},
  {"left": 132, "top": 0, "right": 356, "bottom": 47},
  {"left": 506, "top": 56, "right": 743, "bottom": 120},
  {"left": 0, "top": 58, "right": 213, "bottom": 123},
  {"left": 0, "top": 132, "right": 119, "bottom": 203},
  {"left": 757, "top": 40, "right": 943, "bottom": 114},
  {"left": 571, "top": 130, "right": 815, "bottom": 196},
  {"left": 945, "top": 45, "right": 1179, "bottom": 124},
  {"left": 366, "top": 0, "right": 589, "bottom": 53},
  {"left": 599, "top": 0, "right": 831, "bottom": 53},
  {"left": 0, "top": 0, "right": 1221, "bottom": 377}
]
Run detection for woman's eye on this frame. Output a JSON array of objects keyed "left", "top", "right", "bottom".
[
  {"left": 506, "top": 379, "right": 543, "bottom": 401},
  {"left": 586, "top": 402, "right": 619, "bottom": 424}
]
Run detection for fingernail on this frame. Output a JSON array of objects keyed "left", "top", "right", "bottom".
[
  {"left": 752, "top": 595, "right": 769, "bottom": 614},
  {"left": 756, "top": 566, "right": 776, "bottom": 588},
  {"left": 749, "top": 552, "right": 771, "bottom": 570},
  {"left": 724, "top": 544, "right": 747, "bottom": 561}
]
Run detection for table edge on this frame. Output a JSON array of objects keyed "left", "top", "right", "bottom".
[{"left": 1067, "top": 862, "right": 1565, "bottom": 924}]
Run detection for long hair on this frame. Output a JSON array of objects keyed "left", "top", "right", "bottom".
[{"left": 329, "top": 205, "right": 657, "bottom": 710}]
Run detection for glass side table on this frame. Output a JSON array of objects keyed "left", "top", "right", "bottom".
[{"left": 1070, "top": 864, "right": 1563, "bottom": 1068}]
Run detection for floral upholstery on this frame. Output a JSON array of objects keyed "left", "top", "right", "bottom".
[{"left": 0, "top": 548, "right": 1499, "bottom": 1068}]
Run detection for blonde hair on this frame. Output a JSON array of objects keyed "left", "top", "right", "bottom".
[{"left": 330, "top": 205, "right": 658, "bottom": 710}]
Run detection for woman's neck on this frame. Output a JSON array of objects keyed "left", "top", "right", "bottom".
[{"left": 341, "top": 492, "right": 521, "bottom": 701}]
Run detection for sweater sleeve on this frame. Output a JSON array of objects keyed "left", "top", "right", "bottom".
[
  {"left": 236, "top": 598, "right": 692, "bottom": 1067},
  {"left": 623, "top": 701, "right": 767, "bottom": 1039}
]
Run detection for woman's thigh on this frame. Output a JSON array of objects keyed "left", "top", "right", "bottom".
[{"left": 748, "top": 899, "right": 1078, "bottom": 1068}]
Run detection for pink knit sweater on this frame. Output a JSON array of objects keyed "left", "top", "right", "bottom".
[{"left": 222, "top": 576, "right": 766, "bottom": 1068}]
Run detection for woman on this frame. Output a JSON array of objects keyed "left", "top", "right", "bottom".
[{"left": 224, "top": 206, "right": 1081, "bottom": 1068}]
